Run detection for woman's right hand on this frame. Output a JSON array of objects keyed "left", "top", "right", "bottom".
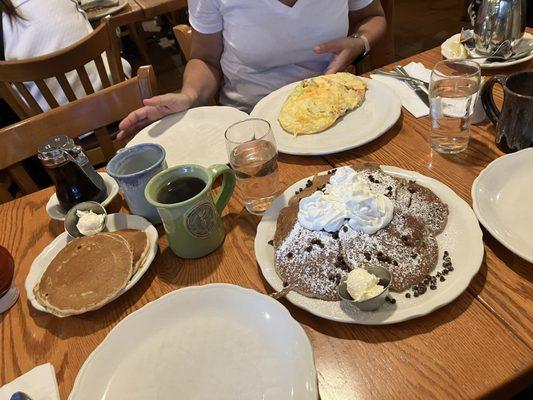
[{"left": 117, "top": 92, "right": 195, "bottom": 140}]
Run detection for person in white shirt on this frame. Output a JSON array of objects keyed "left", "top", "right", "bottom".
[
  {"left": 118, "top": 0, "right": 386, "bottom": 139},
  {"left": 1, "top": 0, "right": 131, "bottom": 113}
]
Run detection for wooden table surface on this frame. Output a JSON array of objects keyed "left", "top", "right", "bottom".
[{"left": 1, "top": 45, "right": 532, "bottom": 399}]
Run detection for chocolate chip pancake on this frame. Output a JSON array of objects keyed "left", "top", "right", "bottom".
[
  {"left": 34, "top": 233, "right": 133, "bottom": 317},
  {"left": 273, "top": 165, "right": 449, "bottom": 299},
  {"left": 339, "top": 212, "right": 438, "bottom": 291}
]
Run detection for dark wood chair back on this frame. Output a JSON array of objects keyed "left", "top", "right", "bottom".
[{"left": 0, "top": 66, "right": 156, "bottom": 202}]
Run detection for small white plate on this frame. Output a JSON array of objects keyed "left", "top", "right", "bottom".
[
  {"left": 85, "top": 0, "right": 128, "bottom": 21},
  {"left": 250, "top": 77, "right": 401, "bottom": 156},
  {"left": 472, "top": 148, "right": 533, "bottom": 263},
  {"left": 441, "top": 33, "right": 533, "bottom": 69},
  {"left": 127, "top": 106, "right": 249, "bottom": 167},
  {"left": 255, "top": 166, "right": 484, "bottom": 325},
  {"left": 46, "top": 172, "right": 119, "bottom": 221},
  {"left": 25, "top": 213, "right": 158, "bottom": 316},
  {"left": 69, "top": 284, "right": 318, "bottom": 400}
]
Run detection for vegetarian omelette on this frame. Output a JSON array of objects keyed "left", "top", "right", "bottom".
[{"left": 278, "top": 72, "right": 367, "bottom": 136}]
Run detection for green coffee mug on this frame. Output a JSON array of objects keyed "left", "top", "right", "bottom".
[{"left": 145, "top": 164, "right": 236, "bottom": 259}]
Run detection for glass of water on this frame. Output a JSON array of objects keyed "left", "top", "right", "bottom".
[
  {"left": 429, "top": 60, "right": 481, "bottom": 153},
  {"left": 225, "top": 119, "right": 281, "bottom": 215}
]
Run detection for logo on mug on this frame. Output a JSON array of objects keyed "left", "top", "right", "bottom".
[{"left": 186, "top": 202, "right": 216, "bottom": 238}]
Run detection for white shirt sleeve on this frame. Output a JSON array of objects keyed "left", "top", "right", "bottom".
[
  {"left": 188, "top": 0, "right": 223, "bottom": 34},
  {"left": 349, "top": 0, "right": 374, "bottom": 10}
]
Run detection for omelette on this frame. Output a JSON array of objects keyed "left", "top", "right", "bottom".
[{"left": 278, "top": 72, "right": 367, "bottom": 136}]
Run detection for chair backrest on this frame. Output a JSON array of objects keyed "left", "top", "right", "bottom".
[
  {"left": 0, "top": 16, "right": 125, "bottom": 118},
  {"left": 173, "top": 24, "right": 192, "bottom": 62},
  {"left": 370, "top": 0, "right": 395, "bottom": 68},
  {"left": 0, "top": 66, "right": 156, "bottom": 197}
]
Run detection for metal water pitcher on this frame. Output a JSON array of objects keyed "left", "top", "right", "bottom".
[{"left": 473, "top": 0, "right": 526, "bottom": 55}]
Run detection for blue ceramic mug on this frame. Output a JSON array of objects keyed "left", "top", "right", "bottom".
[{"left": 107, "top": 144, "right": 167, "bottom": 223}]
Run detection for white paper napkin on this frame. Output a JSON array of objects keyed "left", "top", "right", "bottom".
[
  {"left": 370, "top": 62, "right": 431, "bottom": 118},
  {"left": 0, "top": 364, "right": 60, "bottom": 400}
]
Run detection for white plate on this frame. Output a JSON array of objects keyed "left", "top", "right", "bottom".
[
  {"left": 250, "top": 77, "right": 401, "bottom": 156},
  {"left": 46, "top": 172, "right": 119, "bottom": 221},
  {"left": 69, "top": 284, "right": 318, "bottom": 400},
  {"left": 472, "top": 148, "right": 533, "bottom": 263},
  {"left": 255, "top": 166, "right": 484, "bottom": 325},
  {"left": 25, "top": 213, "right": 158, "bottom": 316},
  {"left": 127, "top": 106, "right": 249, "bottom": 167},
  {"left": 441, "top": 33, "right": 533, "bottom": 69},
  {"left": 85, "top": 0, "right": 128, "bottom": 21}
]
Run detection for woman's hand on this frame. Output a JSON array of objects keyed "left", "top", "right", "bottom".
[
  {"left": 313, "top": 37, "right": 365, "bottom": 75},
  {"left": 117, "top": 92, "right": 195, "bottom": 140}
]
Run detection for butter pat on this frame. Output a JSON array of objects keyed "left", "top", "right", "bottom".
[
  {"left": 76, "top": 210, "right": 105, "bottom": 236},
  {"left": 346, "top": 268, "right": 384, "bottom": 301}
]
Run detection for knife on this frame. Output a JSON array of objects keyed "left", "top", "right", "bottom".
[{"left": 394, "top": 66, "right": 430, "bottom": 108}]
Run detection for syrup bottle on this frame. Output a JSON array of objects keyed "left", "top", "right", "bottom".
[{"left": 38, "top": 136, "right": 107, "bottom": 212}]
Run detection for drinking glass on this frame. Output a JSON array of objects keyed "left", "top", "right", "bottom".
[
  {"left": 225, "top": 119, "right": 281, "bottom": 215},
  {"left": 429, "top": 60, "right": 481, "bottom": 154}
]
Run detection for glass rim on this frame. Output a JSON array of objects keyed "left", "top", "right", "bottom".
[
  {"left": 224, "top": 118, "right": 272, "bottom": 145},
  {"left": 431, "top": 59, "right": 481, "bottom": 79}
]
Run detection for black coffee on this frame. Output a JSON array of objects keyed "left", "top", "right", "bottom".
[{"left": 157, "top": 177, "right": 206, "bottom": 204}]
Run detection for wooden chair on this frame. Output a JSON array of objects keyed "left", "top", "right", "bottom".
[
  {"left": 0, "top": 66, "right": 156, "bottom": 201},
  {"left": 0, "top": 16, "right": 126, "bottom": 166},
  {"left": 173, "top": 24, "right": 193, "bottom": 63}
]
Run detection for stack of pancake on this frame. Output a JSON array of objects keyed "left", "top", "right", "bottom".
[
  {"left": 274, "top": 164, "right": 449, "bottom": 301},
  {"left": 33, "top": 229, "right": 149, "bottom": 317},
  {"left": 278, "top": 72, "right": 367, "bottom": 136}
]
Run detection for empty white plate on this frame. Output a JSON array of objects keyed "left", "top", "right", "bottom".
[
  {"left": 472, "top": 148, "right": 533, "bottom": 263},
  {"left": 69, "top": 284, "right": 318, "bottom": 400},
  {"left": 250, "top": 77, "right": 401, "bottom": 156},
  {"left": 127, "top": 106, "right": 249, "bottom": 167},
  {"left": 25, "top": 213, "right": 158, "bottom": 316},
  {"left": 46, "top": 172, "right": 119, "bottom": 221}
]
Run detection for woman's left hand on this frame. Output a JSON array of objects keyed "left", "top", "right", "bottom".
[{"left": 313, "top": 37, "right": 365, "bottom": 74}]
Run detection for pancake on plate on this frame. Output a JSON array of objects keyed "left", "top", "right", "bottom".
[
  {"left": 34, "top": 232, "right": 133, "bottom": 317},
  {"left": 273, "top": 164, "right": 448, "bottom": 299},
  {"left": 108, "top": 229, "right": 149, "bottom": 275},
  {"left": 278, "top": 72, "right": 367, "bottom": 137}
]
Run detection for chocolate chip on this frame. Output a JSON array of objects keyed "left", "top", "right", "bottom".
[
  {"left": 268, "top": 240, "right": 274, "bottom": 246},
  {"left": 408, "top": 186, "right": 417, "bottom": 194},
  {"left": 443, "top": 261, "right": 452, "bottom": 268},
  {"left": 405, "top": 293, "right": 411, "bottom": 298},
  {"left": 332, "top": 232, "right": 339, "bottom": 240},
  {"left": 311, "top": 239, "right": 319, "bottom": 245},
  {"left": 392, "top": 260, "right": 398, "bottom": 266},
  {"left": 430, "top": 284, "right": 437, "bottom": 290},
  {"left": 306, "top": 179, "right": 313, "bottom": 187},
  {"left": 343, "top": 226, "right": 348, "bottom": 233},
  {"left": 364, "top": 252, "right": 371, "bottom": 261},
  {"left": 448, "top": 266, "right": 454, "bottom": 271},
  {"left": 443, "top": 250, "right": 449, "bottom": 257},
  {"left": 282, "top": 281, "right": 289, "bottom": 287},
  {"left": 389, "top": 297, "right": 396, "bottom": 304},
  {"left": 377, "top": 251, "right": 384, "bottom": 257},
  {"left": 387, "top": 186, "right": 392, "bottom": 190},
  {"left": 294, "top": 191, "right": 299, "bottom": 195},
  {"left": 436, "top": 272, "right": 441, "bottom": 277},
  {"left": 305, "top": 246, "right": 312, "bottom": 252},
  {"left": 368, "top": 175, "right": 375, "bottom": 182},
  {"left": 328, "top": 274, "right": 335, "bottom": 282},
  {"left": 440, "top": 276, "right": 446, "bottom": 282},
  {"left": 443, "top": 269, "right": 449, "bottom": 275},
  {"left": 414, "top": 292, "right": 419, "bottom": 297},
  {"left": 287, "top": 252, "right": 293, "bottom": 259},
  {"left": 411, "top": 253, "right": 418, "bottom": 259}
]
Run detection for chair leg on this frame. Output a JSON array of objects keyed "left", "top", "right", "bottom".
[
  {"left": 8, "top": 164, "right": 39, "bottom": 195},
  {"left": 127, "top": 23, "right": 151, "bottom": 65},
  {"left": 94, "top": 127, "right": 117, "bottom": 162}
]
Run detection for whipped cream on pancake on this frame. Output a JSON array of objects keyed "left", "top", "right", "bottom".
[
  {"left": 298, "top": 191, "right": 345, "bottom": 232},
  {"left": 76, "top": 210, "right": 105, "bottom": 236},
  {"left": 297, "top": 166, "right": 394, "bottom": 234}
]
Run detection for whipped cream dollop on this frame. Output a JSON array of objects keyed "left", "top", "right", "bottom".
[
  {"left": 76, "top": 210, "right": 105, "bottom": 236},
  {"left": 297, "top": 166, "right": 393, "bottom": 234},
  {"left": 298, "top": 191, "right": 346, "bottom": 232},
  {"left": 346, "top": 268, "right": 384, "bottom": 301}
]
